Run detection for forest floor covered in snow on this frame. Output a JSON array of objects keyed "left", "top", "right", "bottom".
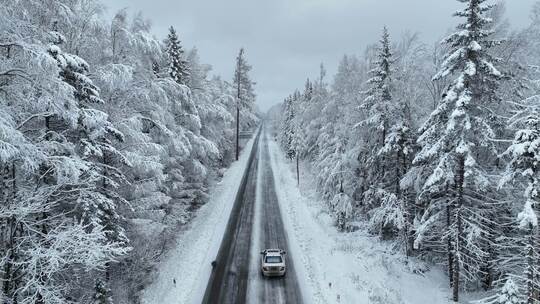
[
  {"left": 140, "top": 136, "right": 257, "bottom": 304},
  {"left": 267, "top": 136, "right": 452, "bottom": 304}
]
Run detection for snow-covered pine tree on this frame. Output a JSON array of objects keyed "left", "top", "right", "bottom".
[
  {"left": 166, "top": 26, "right": 190, "bottom": 85},
  {"left": 233, "top": 48, "right": 256, "bottom": 160},
  {"left": 495, "top": 277, "right": 522, "bottom": 304},
  {"left": 300, "top": 72, "right": 329, "bottom": 162},
  {"left": 304, "top": 78, "right": 314, "bottom": 102},
  {"left": 412, "top": 0, "right": 503, "bottom": 301},
  {"left": 281, "top": 95, "right": 296, "bottom": 160},
  {"left": 372, "top": 123, "right": 416, "bottom": 250},
  {"left": 358, "top": 27, "right": 414, "bottom": 242},
  {"left": 374, "top": 38, "right": 420, "bottom": 242},
  {"left": 288, "top": 79, "right": 315, "bottom": 186},
  {"left": 502, "top": 93, "right": 540, "bottom": 304},
  {"left": 290, "top": 91, "right": 309, "bottom": 185},
  {"left": 362, "top": 26, "right": 394, "bottom": 148},
  {"left": 359, "top": 27, "right": 397, "bottom": 204}
]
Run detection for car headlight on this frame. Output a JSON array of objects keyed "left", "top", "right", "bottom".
[
  {"left": 263, "top": 267, "right": 269, "bottom": 271},
  {"left": 280, "top": 267, "right": 285, "bottom": 271}
]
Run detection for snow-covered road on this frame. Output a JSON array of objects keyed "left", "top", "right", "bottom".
[
  {"left": 142, "top": 124, "right": 451, "bottom": 304},
  {"left": 203, "top": 125, "right": 303, "bottom": 303},
  {"left": 246, "top": 125, "right": 303, "bottom": 304}
]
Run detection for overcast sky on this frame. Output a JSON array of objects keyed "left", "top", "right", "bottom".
[{"left": 104, "top": 0, "right": 537, "bottom": 111}]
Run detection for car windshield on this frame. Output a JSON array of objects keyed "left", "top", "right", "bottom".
[{"left": 265, "top": 256, "right": 282, "bottom": 263}]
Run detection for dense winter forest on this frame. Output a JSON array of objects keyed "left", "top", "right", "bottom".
[
  {"left": 276, "top": 1, "right": 540, "bottom": 303},
  {"left": 0, "top": 0, "right": 258, "bottom": 302}
]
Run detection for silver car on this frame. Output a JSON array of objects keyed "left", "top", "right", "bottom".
[{"left": 260, "top": 249, "right": 286, "bottom": 277}]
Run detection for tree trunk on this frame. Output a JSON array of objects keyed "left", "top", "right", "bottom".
[
  {"left": 447, "top": 204, "right": 454, "bottom": 288},
  {"left": 380, "top": 127, "right": 386, "bottom": 177},
  {"left": 536, "top": 227, "right": 540, "bottom": 302},
  {"left": 534, "top": 199, "right": 540, "bottom": 302},
  {"left": 296, "top": 155, "right": 300, "bottom": 186},
  {"left": 452, "top": 208, "right": 461, "bottom": 303},
  {"left": 403, "top": 202, "right": 410, "bottom": 257},
  {"left": 526, "top": 225, "right": 535, "bottom": 304},
  {"left": 482, "top": 241, "right": 493, "bottom": 290},
  {"left": 395, "top": 151, "right": 401, "bottom": 196},
  {"left": 2, "top": 217, "right": 13, "bottom": 297},
  {"left": 452, "top": 156, "right": 465, "bottom": 303}
]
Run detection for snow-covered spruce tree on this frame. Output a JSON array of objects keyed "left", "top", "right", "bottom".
[
  {"left": 300, "top": 72, "right": 329, "bottom": 162},
  {"left": 361, "top": 26, "right": 394, "bottom": 149},
  {"left": 281, "top": 91, "right": 301, "bottom": 157},
  {"left": 358, "top": 27, "right": 415, "bottom": 245},
  {"left": 493, "top": 277, "right": 522, "bottom": 304},
  {"left": 280, "top": 95, "right": 295, "bottom": 159},
  {"left": 166, "top": 26, "right": 190, "bottom": 86},
  {"left": 371, "top": 123, "right": 416, "bottom": 248},
  {"left": 359, "top": 27, "right": 396, "bottom": 197},
  {"left": 290, "top": 80, "right": 313, "bottom": 185},
  {"left": 373, "top": 36, "right": 421, "bottom": 244},
  {"left": 412, "top": 0, "right": 503, "bottom": 301},
  {"left": 502, "top": 93, "right": 540, "bottom": 304}
]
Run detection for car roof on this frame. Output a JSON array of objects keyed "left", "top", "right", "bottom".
[{"left": 264, "top": 249, "right": 283, "bottom": 256}]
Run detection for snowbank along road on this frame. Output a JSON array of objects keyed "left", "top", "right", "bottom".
[{"left": 203, "top": 124, "right": 303, "bottom": 304}]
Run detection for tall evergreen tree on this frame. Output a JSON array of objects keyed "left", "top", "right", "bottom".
[
  {"left": 502, "top": 94, "right": 540, "bottom": 304},
  {"left": 166, "top": 26, "right": 190, "bottom": 85},
  {"left": 362, "top": 26, "right": 394, "bottom": 146},
  {"left": 281, "top": 95, "right": 296, "bottom": 160},
  {"left": 359, "top": 27, "right": 414, "bottom": 243},
  {"left": 233, "top": 48, "right": 256, "bottom": 160},
  {"left": 359, "top": 27, "right": 396, "bottom": 195},
  {"left": 412, "top": 0, "right": 503, "bottom": 302}
]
